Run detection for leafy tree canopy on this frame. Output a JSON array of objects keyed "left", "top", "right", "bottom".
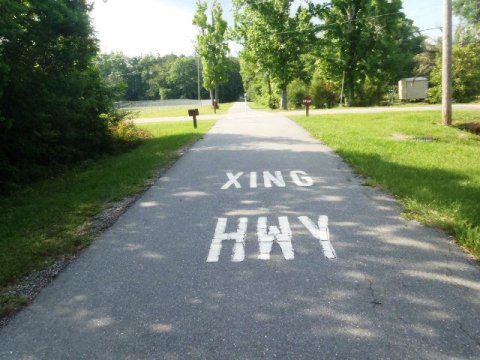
[
  {"left": 0, "top": 0, "right": 114, "bottom": 191},
  {"left": 193, "top": 0, "right": 230, "bottom": 104}
]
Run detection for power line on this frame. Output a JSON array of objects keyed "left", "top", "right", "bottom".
[{"left": 241, "top": 9, "right": 436, "bottom": 39}]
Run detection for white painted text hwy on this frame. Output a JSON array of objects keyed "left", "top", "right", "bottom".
[{"left": 206, "top": 216, "right": 336, "bottom": 262}]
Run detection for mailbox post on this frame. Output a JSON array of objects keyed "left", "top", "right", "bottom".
[
  {"left": 188, "top": 109, "right": 199, "bottom": 128},
  {"left": 303, "top": 96, "right": 312, "bottom": 117}
]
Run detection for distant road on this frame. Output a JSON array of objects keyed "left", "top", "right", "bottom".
[{"left": 133, "top": 103, "right": 480, "bottom": 124}]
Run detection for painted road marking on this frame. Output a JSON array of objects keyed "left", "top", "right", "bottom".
[
  {"left": 221, "top": 172, "right": 244, "bottom": 190},
  {"left": 206, "top": 216, "right": 337, "bottom": 262},
  {"left": 206, "top": 217, "right": 248, "bottom": 262},
  {"left": 263, "top": 171, "right": 286, "bottom": 188},
  {"left": 290, "top": 170, "right": 314, "bottom": 187},
  {"left": 257, "top": 216, "right": 294, "bottom": 260},
  {"left": 221, "top": 170, "right": 314, "bottom": 189},
  {"left": 250, "top": 172, "right": 258, "bottom": 188},
  {"left": 298, "top": 216, "right": 337, "bottom": 259}
]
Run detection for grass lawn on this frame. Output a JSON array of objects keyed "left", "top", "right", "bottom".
[
  {"left": 128, "top": 102, "right": 234, "bottom": 118},
  {"left": 292, "top": 110, "right": 480, "bottom": 258},
  {"left": 0, "top": 120, "right": 215, "bottom": 316}
]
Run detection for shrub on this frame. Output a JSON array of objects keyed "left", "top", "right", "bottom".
[
  {"left": 111, "top": 121, "right": 152, "bottom": 151},
  {"left": 287, "top": 79, "right": 308, "bottom": 109},
  {"left": 267, "top": 95, "right": 280, "bottom": 109},
  {"left": 428, "top": 41, "right": 480, "bottom": 103},
  {"left": 310, "top": 73, "right": 339, "bottom": 108}
]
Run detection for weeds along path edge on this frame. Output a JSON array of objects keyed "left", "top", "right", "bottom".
[{"left": 0, "top": 121, "right": 216, "bottom": 323}]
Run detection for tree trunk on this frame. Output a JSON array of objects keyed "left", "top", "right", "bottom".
[
  {"left": 281, "top": 87, "right": 287, "bottom": 110},
  {"left": 215, "top": 84, "right": 219, "bottom": 108},
  {"left": 209, "top": 89, "right": 214, "bottom": 106}
]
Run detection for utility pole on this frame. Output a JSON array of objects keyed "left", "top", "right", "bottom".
[
  {"left": 197, "top": 52, "right": 202, "bottom": 106},
  {"left": 339, "top": 71, "right": 345, "bottom": 107},
  {"left": 442, "top": 0, "right": 452, "bottom": 125}
]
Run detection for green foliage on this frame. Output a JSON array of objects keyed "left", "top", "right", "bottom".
[
  {"left": 167, "top": 57, "right": 200, "bottom": 99},
  {"left": 96, "top": 53, "right": 244, "bottom": 103},
  {"left": 454, "top": 0, "right": 480, "bottom": 45},
  {"left": 235, "top": 0, "right": 425, "bottom": 109},
  {"left": 219, "top": 58, "right": 245, "bottom": 102},
  {"left": 310, "top": 72, "right": 339, "bottom": 108},
  {"left": 234, "top": 0, "right": 314, "bottom": 109},
  {"left": 454, "top": 0, "right": 480, "bottom": 28},
  {"left": 311, "top": 0, "right": 425, "bottom": 106},
  {"left": 287, "top": 79, "right": 308, "bottom": 109},
  {"left": 414, "top": 42, "right": 440, "bottom": 78},
  {"left": 265, "top": 94, "right": 280, "bottom": 110},
  {"left": 428, "top": 41, "right": 480, "bottom": 103},
  {"left": 193, "top": 0, "right": 230, "bottom": 103},
  {"left": 111, "top": 121, "right": 152, "bottom": 151},
  {"left": 0, "top": 0, "right": 114, "bottom": 192},
  {"left": 96, "top": 53, "right": 129, "bottom": 101}
]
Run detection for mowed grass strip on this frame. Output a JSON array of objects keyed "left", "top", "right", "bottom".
[
  {"left": 129, "top": 102, "right": 234, "bottom": 119},
  {"left": 292, "top": 110, "right": 480, "bottom": 257},
  {"left": 0, "top": 121, "right": 215, "bottom": 292}
]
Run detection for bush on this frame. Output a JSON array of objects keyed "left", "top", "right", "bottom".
[
  {"left": 428, "top": 41, "right": 480, "bottom": 103},
  {"left": 267, "top": 95, "right": 280, "bottom": 109},
  {"left": 287, "top": 79, "right": 308, "bottom": 109},
  {"left": 310, "top": 73, "right": 339, "bottom": 108},
  {"left": 111, "top": 121, "right": 152, "bottom": 151}
]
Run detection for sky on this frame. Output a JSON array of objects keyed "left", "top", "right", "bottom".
[{"left": 90, "top": 0, "right": 457, "bottom": 57}]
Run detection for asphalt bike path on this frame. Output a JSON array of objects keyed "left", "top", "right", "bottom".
[{"left": 1, "top": 103, "right": 479, "bottom": 359}]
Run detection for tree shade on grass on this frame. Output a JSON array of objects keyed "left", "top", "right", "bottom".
[{"left": 293, "top": 110, "right": 480, "bottom": 257}]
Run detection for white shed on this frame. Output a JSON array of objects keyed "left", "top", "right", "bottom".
[{"left": 398, "top": 77, "right": 428, "bottom": 100}]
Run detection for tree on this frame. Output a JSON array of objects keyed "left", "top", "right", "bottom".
[
  {"left": 193, "top": 0, "right": 230, "bottom": 107},
  {"left": 310, "top": 0, "right": 424, "bottom": 106},
  {"left": 219, "top": 57, "right": 244, "bottom": 102},
  {"left": 0, "top": 0, "right": 113, "bottom": 190},
  {"left": 454, "top": 0, "right": 480, "bottom": 44},
  {"left": 428, "top": 41, "right": 480, "bottom": 103},
  {"left": 414, "top": 42, "right": 440, "bottom": 78},
  {"left": 167, "top": 57, "right": 199, "bottom": 99},
  {"left": 234, "top": 0, "right": 314, "bottom": 109},
  {"left": 96, "top": 53, "right": 129, "bottom": 101},
  {"left": 454, "top": 0, "right": 480, "bottom": 26}
]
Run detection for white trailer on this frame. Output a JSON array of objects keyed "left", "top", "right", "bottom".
[{"left": 398, "top": 77, "right": 428, "bottom": 101}]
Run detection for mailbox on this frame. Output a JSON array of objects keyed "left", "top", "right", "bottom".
[{"left": 188, "top": 109, "right": 199, "bottom": 117}]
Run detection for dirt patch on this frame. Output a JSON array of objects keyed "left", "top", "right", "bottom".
[
  {"left": 390, "top": 133, "right": 411, "bottom": 141},
  {"left": 463, "top": 122, "right": 480, "bottom": 135}
]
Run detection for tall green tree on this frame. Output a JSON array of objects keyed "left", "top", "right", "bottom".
[
  {"left": 167, "top": 57, "right": 200, "bottom": 99},
  {"left": 310, "top": 0, "right": 424, "bottom": 105},
  {"left": 0, "top": 0, "right": 113, "bottom": 190},
  {"left": 234, "top": 0, "right": 314, "bottom": 109},
  {"left": 96, "top": 52, "right": 129, "bottom": 101},
  {"left": 454, "top": 0, "right": 480, "bottom": 44},
  {"left": 193, "top": 0, "right": 230, "bottom": 107},
  {"left": 428, "top": 41, "right": 480, "bottom": 103},
  {"left": 219, "top": 57, "right": 245, "bottom": 102},
  {"left": 454, "top": 0, "right": 480, "bottom": 25}
]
